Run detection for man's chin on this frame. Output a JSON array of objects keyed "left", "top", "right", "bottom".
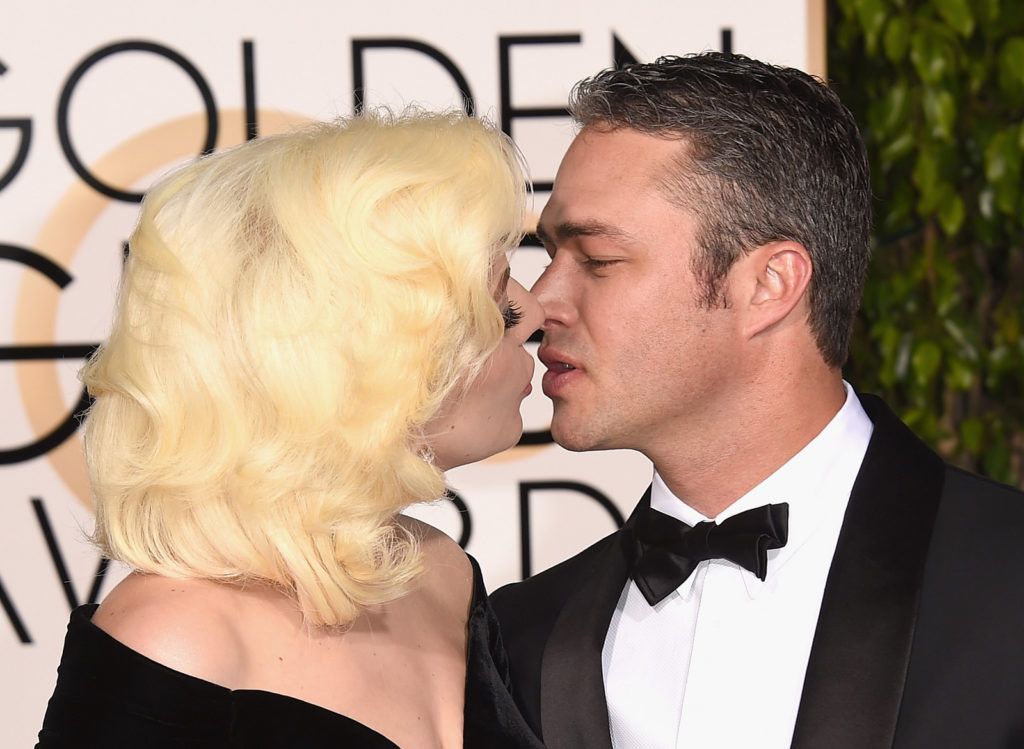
[{"left": 550, "top": 416, "right": 610, "bottom": 453}]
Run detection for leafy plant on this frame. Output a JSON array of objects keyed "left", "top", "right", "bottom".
[{"left": 832, "top": 0, "right": 1024, "bottom": 486}]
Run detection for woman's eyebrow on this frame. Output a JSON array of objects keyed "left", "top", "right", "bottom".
[{"left": 496, "top": 266, "right": 511, "bottom": 298}]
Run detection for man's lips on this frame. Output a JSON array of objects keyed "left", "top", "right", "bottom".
[
  {"left": 537, "top": 347, "right": 583, "bottom": 372},
  {"left": 538, "top": 347, "right": 583, "bottom": 398}
]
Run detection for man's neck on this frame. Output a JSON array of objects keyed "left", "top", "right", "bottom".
[{"left": 648, "top": 375, "right": 847, "bottom": 518}]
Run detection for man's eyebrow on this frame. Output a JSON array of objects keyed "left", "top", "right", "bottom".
[{"left": 535, "top": 220, "right": 633, "bottom": 245}]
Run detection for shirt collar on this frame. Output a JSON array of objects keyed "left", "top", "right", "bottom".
[{"left": 650, "top": 382, "right": 873, "bottom": 599}]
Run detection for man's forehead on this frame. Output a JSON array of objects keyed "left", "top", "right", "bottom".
[
  {"left": 567, "top": 125, "right": 689, "bottom": 168},
  {"left": 549, "top": 131, "right": 687, "bottom": 208},
  {"left": 538, "top": 170, "right": 686, "bottom": 242}
]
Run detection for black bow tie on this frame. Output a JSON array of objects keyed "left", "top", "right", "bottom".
[{"left": 629, "top": 502, "right": 790, "bottom": 606}]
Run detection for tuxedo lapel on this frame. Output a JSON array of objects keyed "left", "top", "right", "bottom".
[
  {"left": 539, "top": 489, "right": 646, "bottom": 749},
  {"left": 790, "top": 395, "right": 945, "bottom": 749}
]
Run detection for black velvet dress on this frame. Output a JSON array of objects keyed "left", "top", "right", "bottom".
[{"left": 36, "top": 558, "right": 543, "bottom": 748}]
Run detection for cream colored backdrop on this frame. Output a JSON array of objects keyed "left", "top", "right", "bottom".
[{"left": 0, "top": 2, "right": 819, "bottom": 743}]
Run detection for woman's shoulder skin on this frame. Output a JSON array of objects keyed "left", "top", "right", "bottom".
[
  {"left": 92, "top": 573, "right": 253, "bottom": 688},
  {"left": 398, "top": 515, "right": 474, "bottom": 619},
  {"left": 92, "top": 518, "right": 474, "bottom": 689},
  {"left": 89, "top": 522, "right": 475, "bottom": 748}
]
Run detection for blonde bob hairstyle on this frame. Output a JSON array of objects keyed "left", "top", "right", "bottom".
[{"left": 82, "top": 110, "right": 526, "bottom": 626}]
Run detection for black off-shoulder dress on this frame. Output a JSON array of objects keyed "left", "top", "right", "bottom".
[{"left": 36, "top": 558, "right": 543, "bottom": 748}]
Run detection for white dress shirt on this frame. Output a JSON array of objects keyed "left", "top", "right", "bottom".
[{"left": 602, "top": 383, "right": 874, "bottom": 749}]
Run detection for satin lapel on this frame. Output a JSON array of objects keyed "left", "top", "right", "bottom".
[
  {"left": 539, "top": 488, "right": 647, "bottom": 749},
  {"left": 790, "top": 395, "right": 946, "bottom": 749}
]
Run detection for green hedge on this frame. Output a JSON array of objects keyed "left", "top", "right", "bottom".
[{"left": 831, "top": 0, "right": 1024, "bottom": 486}]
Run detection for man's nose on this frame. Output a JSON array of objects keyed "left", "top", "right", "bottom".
[{"left": 531, "top": 262, "right": 575, "bottom": 328}]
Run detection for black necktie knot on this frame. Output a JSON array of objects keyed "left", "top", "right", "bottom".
[{"left": 630, "top": 502, "right": 790, "bottom": 606}]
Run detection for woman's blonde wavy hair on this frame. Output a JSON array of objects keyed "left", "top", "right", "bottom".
[{"left": 82, "top": 110, "right": 527, "bottom": 626}]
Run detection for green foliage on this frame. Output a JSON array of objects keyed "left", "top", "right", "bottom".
[{"left": 832, "top": 0, "right": 1024, "bottom": 486}]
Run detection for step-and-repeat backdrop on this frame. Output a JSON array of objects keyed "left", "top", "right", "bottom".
[{"left": 1, "top": 1, "right": 820, "bottom": 743}]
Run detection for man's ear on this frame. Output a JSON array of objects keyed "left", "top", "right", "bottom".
[{"left": 738, "top": 241, "right": 813, "bottom": 340}]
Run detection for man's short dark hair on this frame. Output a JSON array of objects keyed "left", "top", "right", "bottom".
[{"left": 570, "top": 52, "right": 871, "bottom": 368}]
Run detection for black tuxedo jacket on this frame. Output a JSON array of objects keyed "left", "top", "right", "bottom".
[{"left": 491, "top": 395, "right": 1024, "bottom": 748}]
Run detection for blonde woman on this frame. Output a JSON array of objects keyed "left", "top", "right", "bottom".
[{"left": 36, "top": 112, "right": 544, "bottom": 748}]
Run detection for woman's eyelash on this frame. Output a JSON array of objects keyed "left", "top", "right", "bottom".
[{"left": 502, "top": 301, "right": 524, "bottom": 330}]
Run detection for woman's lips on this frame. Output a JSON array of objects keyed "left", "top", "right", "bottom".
[{"left": 521, "top": 356, "right": 536, "bottom": 398}]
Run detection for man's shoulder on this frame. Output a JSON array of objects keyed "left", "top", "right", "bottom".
[
  {"left": 938, "top": 464, "right": 1024, "bottom": 534},
  {"left": 490, "top": 528, "right": 622, "bottom": 627},
  {"left": 925, "top": 464, "right": 1024, "bottom": 590},
  {"left": 858, "top": 391, "right": 1024, "bottom": 523},
  {"left": 942, "top": 464, "right": 1024, "bottom": 508}
]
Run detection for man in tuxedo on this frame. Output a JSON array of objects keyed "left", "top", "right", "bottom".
[{"left": 491, "top": 53, "right": 1024, "bottom": 749}]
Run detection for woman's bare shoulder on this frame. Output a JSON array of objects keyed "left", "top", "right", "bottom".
[
  {"left": 397, "top": 515, "right": 474, "bottom": 616},
  {"left": 93, "top": 572, "right": 247, "bottom": 688}
]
